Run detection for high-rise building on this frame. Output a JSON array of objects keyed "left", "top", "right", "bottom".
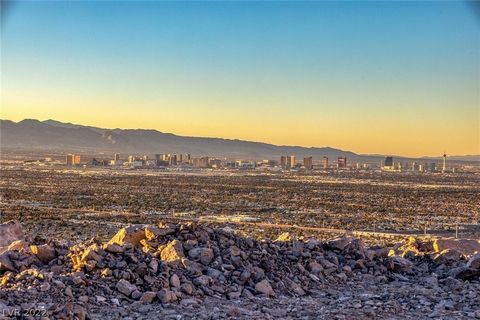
[
  {"left": 163, "top": 154, "right": 171, "bottom": 162},
  {"left": 154, "top": 154, "right": 162, "bottom": 166},
  {"left": 412, "top": 162, "right": 419, "bottom": 172},
  {"left": 114, "top": 154, "right": 120, "bottom": 161},
  {"left": 384, "top": 156, "right": 393, "bottom": 167},
  {"left": 287, "top": 155, "right": 296, "bottom": 169},
  {"left": 193, "top": 157, "right": 209, "bottom": 168},
  {"left": 337, "top": 157, "right": 347, "bottom": 168},
  {"left": 280, "top": 156, "right": 287, "bottom": 168},
  {"left": 323, "top": 156, "right": 329, "bottom": 169},
  {"left": 303, "top": 157, "right": 313, "bottom": 170},
  {"left": 66, "top": 154, "right": 74, "bottom": 165},
  {"left": 429, "top": 162, "right": 436, "bottom": 172},
  {"left": 170, "top": 154, "right": 178, "bottom": 166},
  {"left": 128, "top": 155, "right": 135, "bottom": 163}
]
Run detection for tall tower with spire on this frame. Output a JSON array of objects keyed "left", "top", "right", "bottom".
[{"left": 442, "top": 152, "right": 447, "bottom": 173}]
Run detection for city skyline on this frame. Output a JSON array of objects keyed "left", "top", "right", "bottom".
[{"left": 2, "top": 1, "right": 479, "bottom": 157}]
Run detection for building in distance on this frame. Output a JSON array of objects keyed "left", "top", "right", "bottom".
[
  {"left": 323, "top": 156, "right": 329, "bottom": 169},
  {"left": 337, "top": 156, "right": 347, "bottom": 169},
  {"left": 66, "top": 154, "right": 81, "bottom": 165},
  {"left": 303, "top": 157, "right": 313, "bottom": 170},
  {"left": 287, "top": 155, "right": 296, "bottom": 169}
]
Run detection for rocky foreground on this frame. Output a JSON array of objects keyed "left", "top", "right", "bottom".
[{"left": 0, "top": 220, "right": 479, "bottom": 319}]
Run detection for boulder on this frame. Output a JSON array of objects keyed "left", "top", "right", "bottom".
[
  {"left": 170, "top": 274, "right": 181, "bottom": 288},
  {"left": 145, "top": 226, "right": 174, "bottom": 240},
  {"left": 387, "top": 255, "right": 413, "bottom": 272},
  {"left": 466, "top": 253, "right": 480, "bottom": 270},
  {"left": 433, "top": 249, "right": 463, "bottom": 265},
  {"left": 108, "top": 226, "right": 146, "bottom": 247},
  {"left": 275, "top": 232, "right": 294, "bottom": 242},
  {"left": 326, "top": 236, "right": 354, "bottom": 251},
  {"left": 0, "top": 253, "right": 16, "bottom": 272},
  {"left": 188, "top": 247, "right": 214, "bottom": 265},
  {"left": 103, "top": 243, "right": 124, "bottom": 254},
  {"left": 157, "top": 288, "right": 176, "bottom": 303},
  {"left": 454, "top": 253, "right": 480, "bottom": 280},
  {"left": 30, "top": 244, "right": 56, "bottom": 264},
  {"left": 432, "top": 239, "right": 480, "bottom": 256},
  {"left": 0, "top": 240, "right": 30, "bottom": 255},
  {"left": 394, "top": 237, "right": 422, "bottom": 257},
  {"left": 0, "top": 220, "right": 24, "bottom": 247},
  {"left": 307, "top": 261, "right": 323, "bottom": 274},
  {"left": 255, "top": 279, "right": 275, "bottom": 296},
  {"left": 452, "top": 267, "right": 480, "bottom": 280},
  {"left": 160, "top": 240, "right": 185, "bottom": 265},
  {"left": 116, "top": 279, "right": 137, "bottom": 296},
  {"left": 193, "top": 275, "right": 212, "bottom": 287},
  {"left": 140, "top": 291, "right": 156, "bottom": 304}
]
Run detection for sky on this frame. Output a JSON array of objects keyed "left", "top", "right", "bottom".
[{"left": 1, "top": 1, "right": 479, "bottom": 157}]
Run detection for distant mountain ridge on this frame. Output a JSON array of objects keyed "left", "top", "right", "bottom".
[
  {"left": 1, "top": 119, "right": 478, "bottom": 162},
  {"left": 1, "top": 119, "right": 359, "bottom": 160}
]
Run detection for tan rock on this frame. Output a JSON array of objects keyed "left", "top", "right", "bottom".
[
  {"left": 0, "top": 240, "right": 30, "bottom": 255},
  {"left": 108, "top": 226, "right": 146, "bottom": 247},
  {"left": 100, "top": 268, "right": 112, "bottom": 277},
  {"left": 145, "top": 225, "right": 174, "bottom": 240},
  {"left": 275, "top": 232, "right": 294, "bottom": 242},
  {"left": 81, "top": 247, "right": 102, "bottom": 263},
  {"left": 160, "top": 240, "right": 184, "bottom": 265}
]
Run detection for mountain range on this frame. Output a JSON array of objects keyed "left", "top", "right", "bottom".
[{"left": 1, "top": 119, "right": 478, "bottom": 162}]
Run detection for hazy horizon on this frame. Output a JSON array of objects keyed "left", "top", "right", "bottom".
[
  {"left": 2, "top": 117, "right": 479, "bottom": 159},
  {"left": 1, "top": 1, "right": 479, "bottom": 157}
]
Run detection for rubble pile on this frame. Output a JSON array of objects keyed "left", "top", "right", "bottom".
[{"left": 1, "top": 221, "right": 479, "bottom": 319}]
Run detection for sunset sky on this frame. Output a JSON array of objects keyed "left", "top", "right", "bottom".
[{"left": 1, "top": 1, "right": 479, "bottom": 157}]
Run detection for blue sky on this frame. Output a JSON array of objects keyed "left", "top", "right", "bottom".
[{"left": 1, "top": 1, "right": 479, "bottom": 156}]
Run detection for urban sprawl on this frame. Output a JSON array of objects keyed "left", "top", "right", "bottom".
[{"left": 60, "top": 153, "right": 453, "bottom": 173}]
